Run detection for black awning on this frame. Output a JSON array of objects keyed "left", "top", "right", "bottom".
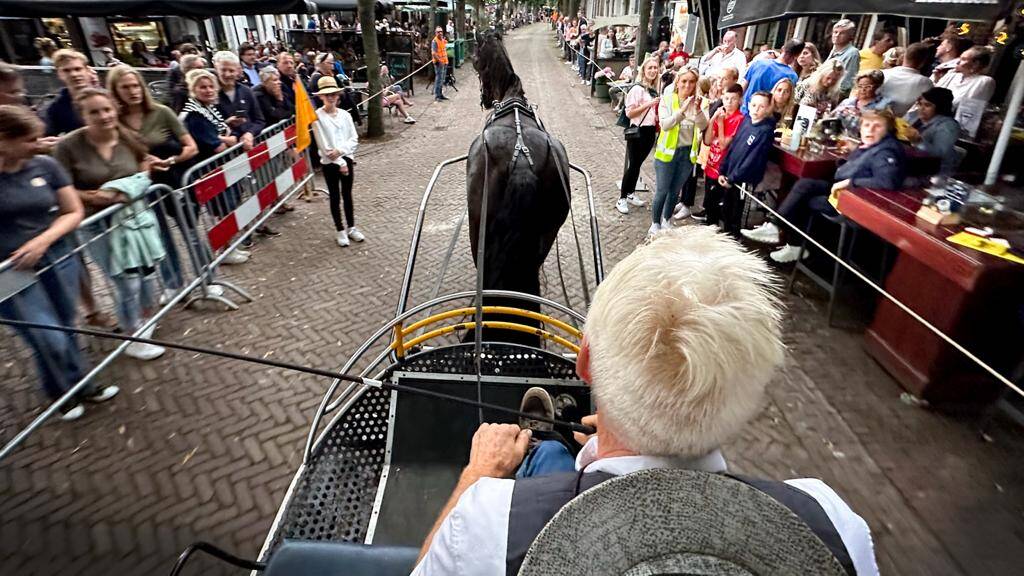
[
  {"left": 717, "top": 0, "right": 1008, "bottom": 29},
  {"left": 314, "top": 0, "right": 394, "bottom": 10},
  {"left": 0, "top": 0, "right": 315, "bottom": 18}
]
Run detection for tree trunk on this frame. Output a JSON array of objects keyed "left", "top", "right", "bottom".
[
  {"left": 357, "top": 0, "right": 384, "bottom": 137},
  {"left": 456, "top": 0, "right": 466, "bottom": 39},
  {"left": 430, "top": 0, "right": 438, "bottom": 32},
  {"left": 634, "top": 0, "right": 650, "bottom": 64}
]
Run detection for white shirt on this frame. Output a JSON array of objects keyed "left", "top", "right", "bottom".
[
  {"left": 312, "top": 107, "right": 358, "bottom": 165},
  {"left": 930, "top": 58, "right": 959, "bottom": 84},
  {"left": 880, "top": 66, "right": 933, "bottom": 116},
  {"left": 412, "top": 437, "right": 879, "bottom": 576},
  {"left": 936, "top": 71, "right": 996, "bottom": 106},
  {"left": 700, "top": 47, "right": 748, "bottom": 79}
]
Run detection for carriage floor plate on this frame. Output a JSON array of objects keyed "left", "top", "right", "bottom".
[{"left": 367, "top": 373, "right": 589, "bottom": 547}]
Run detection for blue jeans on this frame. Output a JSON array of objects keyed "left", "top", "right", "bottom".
[
  {"left": 0, "top": 257, "right": 94, "bottom": 400},
  {"left": 516, "top": 440, "right": 576, "bottom": 479},
  {"left": 434, "top": 62, "right": 447, "bottom": 99},
  {"left": 79, "top": 221, "right": 158, "bottom": 331},
  {"left": 652, "top": 147, "right": 693, "bottom": 224}
]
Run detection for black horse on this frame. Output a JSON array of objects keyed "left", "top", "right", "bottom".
[{"left": 467, "top": 30, "right": 570, "bottom": 346}]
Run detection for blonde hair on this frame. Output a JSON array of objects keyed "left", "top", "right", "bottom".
[
  {"left": 807, "top": 59, "right": 845, "bottom": 102},
  {"left": 52, "top": 49, "right": 88, "bottom": 69},
  {"left": 674, "top": 68, "right": 699, "bottom": 96},
  {"left": 583, "top": 227, "right": 784, "bottom": 457},
  {"left": 770, "top": 77, "right": 795, "bottom": 119},
  {"left": 185, "top": 68, "right": 219, "bottom": 97},
  {"left": 106, "top": 65, "right": 155, "bottom": 113},
  {"left": 637, "top": 56, "right": 660, "bottom": 89}
]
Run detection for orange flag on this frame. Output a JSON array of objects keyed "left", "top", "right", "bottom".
[{"left": 294, "top": 77, "right": 317, "bottom": 153}]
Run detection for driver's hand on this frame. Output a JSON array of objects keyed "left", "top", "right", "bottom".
[{"left": 465, "top": 423, "right": 531, "bottom": 479}]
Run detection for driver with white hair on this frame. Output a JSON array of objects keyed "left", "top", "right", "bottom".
[{"left": 412, "top": 227, "right": 880, "bottom": 575}]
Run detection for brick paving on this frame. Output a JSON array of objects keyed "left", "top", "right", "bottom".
[{"left": 1, "top": 23, "right": 1022, "bottom": 575}]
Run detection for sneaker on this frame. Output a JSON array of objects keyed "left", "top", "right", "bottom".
[
  {"left": 647, "top": 223, "right": 660, "bottom": 236},
  {"left": 221, "top": 251, "right": 249, "bottom": 265},
  {"left": 256, "top": 225, "right": 281, "bottom": 237},
  {"left": 240, "top": 237, "right": 254, "bottom": 249},
  {"left": 615, "top": 198, "right": 629, "bottom": 214},
  {"left": 158, "top": 289, "right": 177, "bottom": 306},
  {"left": 553, "top": 393, "right": 577, "bottom": 419},
  {"left": 124, "top": 341, "right": 166, "bottom": 361},
  {"left": 519, "top": 387, "right": 555, "bottom": 432},
  {"left": 769, "top": 245, "right": 805, "bottom": 264},
  {"left": 740, "top": 222, "right": 781, "bottom": 245},
  {"left": 347, "top": 227, "right": 365, "bottom": 242},
  {"left": 690, "top": 209, "right": 708, "bottom": 222},
  {"left": 60, "top": 404, "right": 85, "bottom": 422},
  {"left": 660, "top": 217, "right": 672, "bottom": 230},
  {"left": 402, "top": 116, "right": 417, "bottom": 124},
  {"left": 83, "top": 385, "right": 119, "bottom": 403},
  {"left": 336, "top": 230, "right": 350, "bottom": 247},
  {"left": 439, "top": 95, "right": 450, "bottom": 101},
  {"left": 435, "top": 98, "right": 444, "bottom": 102},
  {"left": 235, "top": 248, "right": 251, "bottom": 257},
  {"left": 625, "top": 193, "right": 645, "bottom": 207},
  {"left": 138, "top": 323, "right": 156, "bottom": 340},
  {"left": 204, "top": 285, "right": 225, "bottom": 298},
  {"left": 672, "top": 203, "right": 691, "bottom": 220}
]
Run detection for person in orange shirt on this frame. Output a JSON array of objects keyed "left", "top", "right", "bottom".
[{"left": 431, "top": 27, "right": 449, "bottom": 102}]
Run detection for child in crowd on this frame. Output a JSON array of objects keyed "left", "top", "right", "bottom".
[
  {"left": 716, "top": 91, "right": 777, "bottom": 234},
  {"left": 701, "top": 84, "right": 746, "bottom": 231}
]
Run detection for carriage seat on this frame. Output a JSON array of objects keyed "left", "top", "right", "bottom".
[{"left": 262, "top": 540, "right": 418, "bottom": 576}]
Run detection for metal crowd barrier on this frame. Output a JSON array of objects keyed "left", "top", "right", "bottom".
[
  {"left": 0, "top": 120, "right": 314, "bottom": 461},
  {"left": 175, "top": 119, "right": 313, "bottom": 310},
  {"left": 0, "top": 184, "right": 200, "bottom": 461}
]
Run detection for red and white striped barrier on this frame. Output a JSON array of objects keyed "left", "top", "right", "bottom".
[
  {"left": 206, "top": 156, "right": 309, "bottom": 252},
  {"left": 194, "top": 125, "right": 298, "bottom": 205}
]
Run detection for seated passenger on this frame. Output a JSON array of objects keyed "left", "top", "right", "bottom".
[
  {"left": 741, "top": 109, "right": 905, "bottom": 263},
  {"left": 831, "top": 70, "right": 891, "bottom": 136},
  {"left": 904, "top": 87, "right": 960, "bottom": 176},
  {"left": 413, "top": 226, "right": 879, "bottom": 576}
]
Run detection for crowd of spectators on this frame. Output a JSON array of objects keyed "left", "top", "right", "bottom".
[
  {"left": 0, "top": 27, "right": 442, "bottom": 419},
  {"left": 554, "top": 16, "right": 995, "bottom": 268}
]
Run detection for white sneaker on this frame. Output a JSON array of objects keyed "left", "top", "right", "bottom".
[
  {"left": 403, "top": 116, "right": 416, "bottom": 124},
  {"left": 660, "top": 217, "right": 672, "bottom": 230},
  {"left": 625, "top": 193, "right": 645, "bottom": 207},
  {"left": 138, "top": 323, "right": 156, "bottom": 340},
  {"left": 740, "top": 222, "right": 781, "bottom": 245},
  {"left": 615, "top": 198, "right": 629, "bottom": 214},
  {"left": 204, "top": 285, "right": 225, "bottom": 298},
  {"left": 84, "top": 385, "right": 119, "bottom": 403},
  {"left": 221, "top": 251, "right": 249, "bottom": 265},
  {"left": 61, "top": 404, "right": 85, "bottom": 422},
  {"left": 672, "top": 203, "right": 691, "bottom": 220},
  {"left": 158, "top": 289, "right": 176, "bottom": 305},
  {"left": 336, "top": 230, "right": 350, "bottom": 247},
  {"left": 647, "top": 223, "right": 660, "bottom": 236},
  {"left": 235, "top": 248, "right": 251, "bottom": 257},
  {"left": 124, "top": 341, "right": 166, "bottom": 361},
  {"left": 769, "top": 245, "right": 804, "bottom": 264},
  {"left": 347, "top": 227, "right": 365, "bottom": 242}
]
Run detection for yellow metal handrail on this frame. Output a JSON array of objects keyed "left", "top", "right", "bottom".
[
  {"left": 392, "top": 320, "right": 580, "bottom": 355},
  {"left": 400, "top": 306, "right": 582, "bottom": 339}
]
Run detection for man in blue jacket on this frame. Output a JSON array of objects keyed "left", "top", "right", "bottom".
[
  {"left": 211, "top": 50, "right": 278, "bottom": 238},
  {"left": 717, "top": 91, "right": 777, "bottom": 235},
  {"left": 742, "top": 109, "right": 905, "bottom": 263}
]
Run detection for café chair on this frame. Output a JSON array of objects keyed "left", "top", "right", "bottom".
[{"left": 786, "top": 207, "right": 889, "bottom": 327}]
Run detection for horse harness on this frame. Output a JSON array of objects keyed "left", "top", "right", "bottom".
[{"left": 487, "top": 97, "right": 544, "bottom": 170}]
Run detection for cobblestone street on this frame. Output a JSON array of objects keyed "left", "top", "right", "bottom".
[{"left": 2, "top": 24, "right": 1023, "bottom": 575}]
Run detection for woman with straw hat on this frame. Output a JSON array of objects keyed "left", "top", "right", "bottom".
[{"left": 312, "top": 75, "right": 364, "bottom": 248}]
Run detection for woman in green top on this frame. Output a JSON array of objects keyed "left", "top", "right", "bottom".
[
  {"left": 108, "top": 65, "right": 197, "bottom": 296},
  {"left": 53, "top": 88, "right": 167, "bottom": 361}
]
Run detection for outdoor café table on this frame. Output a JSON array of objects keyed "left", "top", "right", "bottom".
[
  {"left": 769, "top": 143, "right": 941, "bottom": 202},
  {"left": 835, "top": 187, "right": 1024, "bottom": 404}
]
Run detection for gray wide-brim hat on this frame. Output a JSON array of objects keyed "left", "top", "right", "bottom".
[{"left": 519, "top": 469, "right": 847, "bottom": 576}]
